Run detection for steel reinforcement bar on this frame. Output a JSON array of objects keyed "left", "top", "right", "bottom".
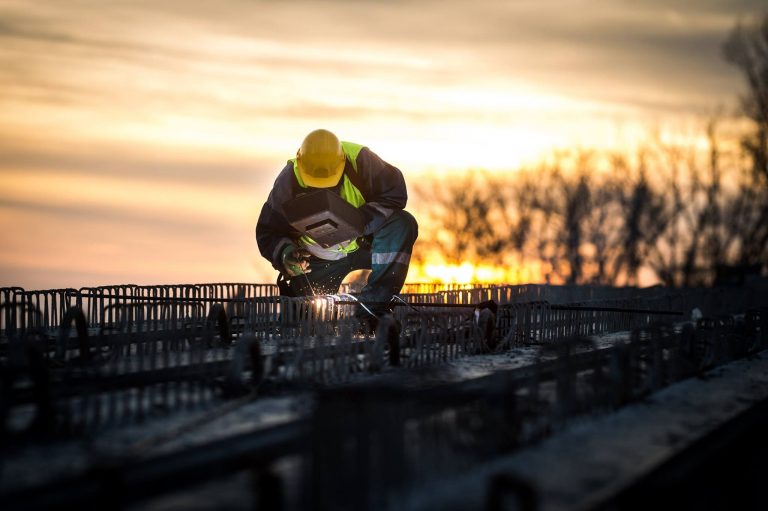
[
  {"left": 2, "top": 309, "right": 766, "bottom": 511},
  {"left": 1, "top": 283, "right": 766, "bottom": 436},
  {"left": 6, "top": 281, "right": 764, "bottom": 337}
]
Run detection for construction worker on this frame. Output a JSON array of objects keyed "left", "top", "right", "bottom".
[{"left": 256, "top": 129, "right": 418, "bottom": 323}]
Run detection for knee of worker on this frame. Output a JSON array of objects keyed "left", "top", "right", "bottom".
[{"left": 382, "top": 210, "right": 419, "bottom": 244}]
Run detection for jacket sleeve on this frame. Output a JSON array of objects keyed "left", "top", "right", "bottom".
[
  {"left": 256, "top": 165, "right": 301, "bottom": 270},
  {"left": 355, "top": 147, "right": 408, "bottom": 235}
]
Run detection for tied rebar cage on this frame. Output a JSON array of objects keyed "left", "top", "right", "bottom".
[
  {"left": 1, "top": 281, "right": 766, "bottom": 437},
  {"left": 1, "top": 279, "right": 767, "bottom": 511},
  {"left": 306, "top": 312, "right": 768, "bottom": 510}
]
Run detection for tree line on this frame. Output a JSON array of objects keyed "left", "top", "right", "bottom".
[{"left": 415, "top": 14, "right": 768, "bottom": 287}]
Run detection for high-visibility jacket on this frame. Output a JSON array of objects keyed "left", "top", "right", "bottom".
[{"left": 256, "top": 143, "right": 408, "bottom": 269}]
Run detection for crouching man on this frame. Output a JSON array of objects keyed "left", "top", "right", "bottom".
[{"left": 255, "top": 129, "right": 418, "bottom": 322}]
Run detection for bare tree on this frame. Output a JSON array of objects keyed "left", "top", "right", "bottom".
[
  {"left": 415, "top": 172, "right": 495, "bottom": 263},
  {"left": 416, "top": 123, "right": 765, "bottom": 287},
  {"left": 417, "top": 13, "right": 768, "bottom": 287},
  {"left": 529, "top": 153, "right": 596, "bottom": 284},
  {"left": 723, "top": 14, "right": 768, "bottom": 273},
  {"left": 602, "top": 119, "right": 765, "bottom": 286},
  {"left": 724, "top": 14, "right": 768, "bottom": 182},
  {"left": 412, "top": 15, "right": 768, "bottom": 287},
  {"left": 639, "top": 125, "right": 721, "bottom": 286},
  {"left": 612, "top": 151, "right": 671, "bottom": 285}
]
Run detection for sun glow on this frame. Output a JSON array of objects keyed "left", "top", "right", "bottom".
[
  {"left": 0, "top": 0, "right": 746, "bottom": 290},
  {"left": 406, "top": 258, "right": 550, "bottom": 285}
]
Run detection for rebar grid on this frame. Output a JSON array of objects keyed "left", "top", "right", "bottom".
[
  {"left": 1, "top": 303, "right": 766, "bottom": 511},
  {"left": 1, "top": 282, "right": 766, "bottom": 436},
  {"left": 307, "top": 313, "right": 768, "bottom": 510}
]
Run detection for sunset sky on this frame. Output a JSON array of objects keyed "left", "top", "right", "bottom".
[{"left": 0, "top": 0, "right": 763, "bottom": 289}]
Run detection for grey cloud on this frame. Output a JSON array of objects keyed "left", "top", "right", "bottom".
[
  {"left": 1, "top": 0, "right": 764, "bottom": 124},
  {"left": 0, "top": 139, "right": 276, "bottom": 190},
  {"left": 612, "top": 0, "right": 766, "bottom": 15},
  {"left": 0, "top": 195, "right": 234, "bottom": 238},
  {"left": 0, "top": 14, "right": 157, "bottom": 55},
  {"left": 438, "top": 3, "right": 755, "bottom": 109},
  {"left": 0, "top": 6, "right": 449, "bottom": 119},
  {"left": 485, "top": 31, "right": 738, "bottom": 110}
]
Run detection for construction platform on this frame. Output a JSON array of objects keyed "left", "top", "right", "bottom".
[{"left": 1, "top": 280, "right": 767, "bottom": 510}]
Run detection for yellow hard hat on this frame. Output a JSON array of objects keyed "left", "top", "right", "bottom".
[{"left": 296, "top": 129, "right": 346, "bottom": 188}]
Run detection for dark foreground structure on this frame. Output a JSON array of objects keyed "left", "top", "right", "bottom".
[{"left": 1, "top": 280, "right": 767, "bottom": 510}]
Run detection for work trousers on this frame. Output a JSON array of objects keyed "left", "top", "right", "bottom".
[{"left": 287, "top": 210, "right": 418, "bottom": 306}]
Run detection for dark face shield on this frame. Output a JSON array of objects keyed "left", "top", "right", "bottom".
[{"left": 283, "top": 189, "right": 365, "bottom": 247}]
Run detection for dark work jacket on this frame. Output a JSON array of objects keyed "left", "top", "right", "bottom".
[{"left": 256, "top": 145, "right": 408, "bottom": 270}]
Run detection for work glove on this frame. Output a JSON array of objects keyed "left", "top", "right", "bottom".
[{"left": 281, "top": 244, "right": 311, "bottom": 277}]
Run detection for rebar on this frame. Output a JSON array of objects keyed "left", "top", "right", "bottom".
[
  {"left": 3, "top": 306, "right": 765, "bottom": 510},
  {"left": 1, "top": 282, "right": 766, "bottom": 437}
]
